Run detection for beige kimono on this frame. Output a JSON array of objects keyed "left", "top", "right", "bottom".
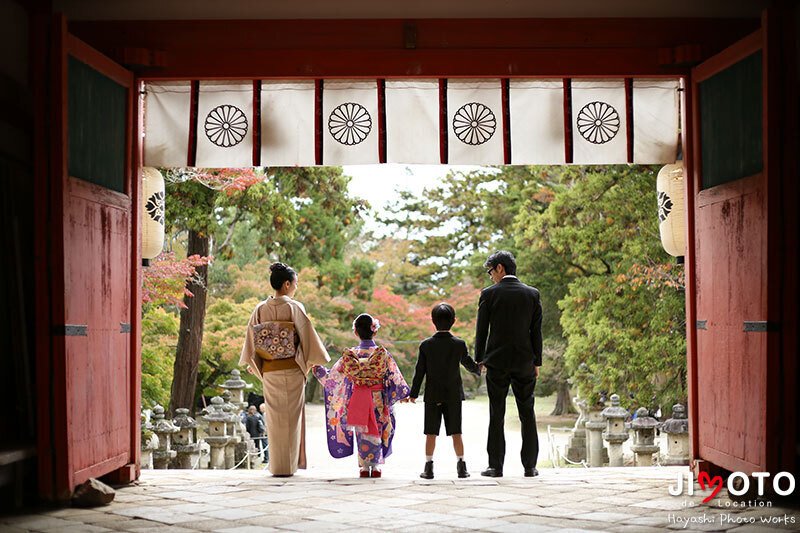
[{"left": 240, "top": 296, "right": 330, "bottom": 475}]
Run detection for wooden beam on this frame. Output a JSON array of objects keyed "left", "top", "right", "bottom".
[
  {"left": 38, "top": 12, "right": 71, "bottom": 501},
  {"left": 70, "top": 18, "right": 759, "bottom": 50},
  {"left": 683, "top": 76, "right": 700, "bottom": 467},
  {"left": 67, "top": 18, "right": 759, "bottom": 79},
  {"left": 83, "top": 48, "right": 700, "bottom": 79},
  {"left": 31, "top": 0, "right": 54, "bottom": 502},
  {"left": 775, "top": 1, "right": 798, "bottom": 477},
  {"left": 129, "top": 79, "right": 144, "bottom": 484}
]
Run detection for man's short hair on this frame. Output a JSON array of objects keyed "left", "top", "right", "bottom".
[
  {"left": 431, "top": 303, "right": 456, "bottom": 331},
  {"left": 484, "top": 250, "right": 517, "bottom": 276}
]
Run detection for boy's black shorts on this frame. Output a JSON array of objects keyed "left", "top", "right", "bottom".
[{"left": 424, "top": 401, "right": 462, "bottom": 436}]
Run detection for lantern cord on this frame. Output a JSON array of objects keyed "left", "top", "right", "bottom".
[
  {"left": 162, "top": 437, "right": 268, "bottom": 470},
  {"left": 547, "top": 424, "right": 589, "bottom": 468}
]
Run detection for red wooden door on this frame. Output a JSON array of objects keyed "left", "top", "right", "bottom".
[
  {"left": 37, "top": 16, "right": 140, "bottom": 500},
  {"left": 689, "top": 25, "right": 780, "bottom": 474}
]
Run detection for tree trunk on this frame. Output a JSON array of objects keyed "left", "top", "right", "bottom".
[
  {"left": 550, "top": 380, "right": 577, "bottom": 416},
  {"left": 169, "top": 230, "right": 210, "bottom": 416}
]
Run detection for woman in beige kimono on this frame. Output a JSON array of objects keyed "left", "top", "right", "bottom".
[{"left": 240, "top": 262, "right": 330, "bottom": 476}]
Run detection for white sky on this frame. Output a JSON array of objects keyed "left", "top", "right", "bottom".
[{"left": 343, "top": 164, "right": 493, "bottom": 236}]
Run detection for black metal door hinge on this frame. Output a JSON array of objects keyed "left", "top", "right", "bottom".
[{"left": 53, "top": 324, "right": 88, "bottom": 336}]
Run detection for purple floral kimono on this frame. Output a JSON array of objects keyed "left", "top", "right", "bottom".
[{"left": 313, "top": 340, "right": 410, "bottom": 467}]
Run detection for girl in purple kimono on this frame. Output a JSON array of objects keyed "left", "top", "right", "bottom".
[{"left": 312, "top": 313, "right": 410, "bottom": 477}]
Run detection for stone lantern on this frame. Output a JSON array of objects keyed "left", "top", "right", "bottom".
[
  {"left": 202, "top": 396, "right": 233, "bottom": 469},
  {"left": 219, "top": 369, "right": 250, "bottom": 409},
  {"left": 630, "top": 407, "right": 660, "bottom": 466},
  {"left": 140, "top": 412, "right": 159, "bottom": 469},
  {"left": 661, "top": 403, "right": 690, "bottom": 466},
  {"left": 222, "top": 401, "right": 243, "bottom": 469},
  {"left": 566, "top": 398, "right": 589, "bottom": 463},
  {"left": 151, "top": 405, "right": 178, "bottom": 469},
  {"left": 172, "top": 408, "right": 202, "bottom": 469},
  {"left": 221, "top": 391, "right": 241, "bottom": 428},
  {"left": 601, "top": 394, "right": 630, "bottom": 467},
  {"left": 585, "top": 410, "right": 607, "bottom": 467}
]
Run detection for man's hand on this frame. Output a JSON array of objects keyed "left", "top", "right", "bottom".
[
  {"left": 534, "top": 366, "right": 540, "bottom": 378},
  {"left": 477, "top": 362, "right": 486, "bottom": 375}
]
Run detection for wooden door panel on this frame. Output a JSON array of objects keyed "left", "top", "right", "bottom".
[
  {"left": 696, "top": 328, "right": 716, "bottom": 450},
  {"left": 63, "top": 181, "right": 131, "bottom": 483},
  {"left": 697, "top": 194, "right": 767, "bottom": 471},
  {"left": 692, "top": 29, "right": 772, "bottom": 474},
  {"left": 743, "top": 330, "right": 767, "bottom": 466}
]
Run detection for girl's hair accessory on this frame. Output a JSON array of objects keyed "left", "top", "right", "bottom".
[{"left": 352, "top": 315, "right": 381, "bottom": 333}]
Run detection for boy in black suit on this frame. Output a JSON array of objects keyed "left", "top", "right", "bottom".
[{"left": 409, "top": 303, "right": 480, "bottom": 479}]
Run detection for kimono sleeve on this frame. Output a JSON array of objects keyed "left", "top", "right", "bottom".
[
  {"left": 384, "top": 352, "right": 411, "bottom": 406},
  {"left": 239, "top": 304, "right": 261, "bottom": 373},
  {"left": 292, "top": 302, "right": 331, "bottom": 372},
  {"left": 319, "top": 357, "right": 354, "bottom": 458}
]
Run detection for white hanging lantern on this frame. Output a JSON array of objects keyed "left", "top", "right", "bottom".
[
  {"left": 141, "top": 167, "right": 166, "bottom": 261},
  {"left": 656, "top": 163, "right": 686, "bottom": 257}
]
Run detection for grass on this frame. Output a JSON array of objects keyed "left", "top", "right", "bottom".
[{"left": 470, "top": 393, "right": 577, "bottom": 429}]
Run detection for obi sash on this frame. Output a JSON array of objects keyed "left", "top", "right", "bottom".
[{"left": 347, "top": 383, "right": 384, "bottom": 436}]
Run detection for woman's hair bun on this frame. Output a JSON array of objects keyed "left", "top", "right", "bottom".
[{"left": 269, "top": 262, "right": 297, "bottom": 290}]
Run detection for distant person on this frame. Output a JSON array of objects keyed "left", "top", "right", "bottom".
[
  {"left": 312, "top": 314, "right": 410, "bottom": 478},
  {"left": 243, "top": 405, "right": 266, "bottom": 459},
  {"left": 408, "top": 303, "right": 480, "bottom": 479},
  {"left": 240, "top": 262, "right": 330, "bottom": 477},
  {"left": 475, "top": 251, "right": 543, "bottom": 478}
]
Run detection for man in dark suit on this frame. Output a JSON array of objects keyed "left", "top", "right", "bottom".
[
  {"left": 409, "top": 303, "right": 480, "bottom": 479},
  {"left": 475, "top": 250, "right": 542, "bottom": 478}
]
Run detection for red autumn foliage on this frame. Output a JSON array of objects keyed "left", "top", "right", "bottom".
[
  {"left": 142, "top": 252, "right": 213, "bottom": 308},
  {"left": 182, "top": 167, "right": 261, "bottom": 194}
]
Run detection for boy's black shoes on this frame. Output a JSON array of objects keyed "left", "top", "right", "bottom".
[
  {"left": 420, "top": 461, "right": 434, "bottom": 479},
  {"left": 457, "top": 459, "right": 470, "bottom": 478},
  {"left": 480, "top": 467, "right": 503, "bottom": 477},
  {"left": 524, "top": 467, "right": 539, "bottom": 477}
]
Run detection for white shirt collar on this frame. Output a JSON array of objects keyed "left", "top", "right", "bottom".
[{"left": 502, "top": 275, "right": 518, "bottom": 279}]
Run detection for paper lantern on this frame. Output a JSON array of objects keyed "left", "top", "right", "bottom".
[
  {"left": 141, "top": 167, "right": 166, "bottom": 260},
  {"left": 657, "top": 163, "right": 686, "bottom": 257}
]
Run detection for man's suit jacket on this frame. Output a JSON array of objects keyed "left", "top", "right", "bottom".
[
  {"left": 409, "top": 332, "right": 480, "bottom": 403},
  {"left": 475, "top": 276, "right": 543, "bottom": 374}
]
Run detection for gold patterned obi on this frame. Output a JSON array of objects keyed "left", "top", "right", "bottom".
[{"left": 341, "top": 346, "right": 388, "bottom": 387}]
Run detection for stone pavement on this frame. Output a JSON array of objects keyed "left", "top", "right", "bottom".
[
  {"left": 3, "top": 401, "right": 799, "bottom": 532},
  {"left": 3, "top": 467, "right": 800, "bottom": 532}
]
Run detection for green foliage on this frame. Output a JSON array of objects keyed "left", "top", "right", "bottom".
[
  {"left": 155, "top": 166, "right": 371, "bottom": 407},
  {"left": 515, "top": 166, "right": 686, "bottom": 410},
  {"left": 378, "top": 168, "right": 521, "bottom": 284},
  {"left": 534, "top": 343, "right": 568, "bottom": 397},
  {"left": 197, "top": 297, "right": 262, "bottom": 398},
  {"left": 141, "top": 307, "right": 178, "bottom": 408},
  {"left": 164, "top": 179, "right": 218, "bottom": 235},
  {"left": 148, "top": 164, "right": 685, "bottom": 415},
  {"left": 368, "top": 239, "right": 437, "bottom": 296},
  {"left": 318, "top": 257, "right": 376, "bottom": 298},
  {"left": 378, "top": 166, "right": 575, "bottom": 394}
]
